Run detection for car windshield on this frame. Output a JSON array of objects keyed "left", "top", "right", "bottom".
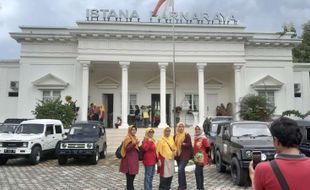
[
  {"left": 232, "top": 123, "right": 271, "bottom": 137},
  {"left": 15, "top": 124, "right": 44, "bottom": 134},
  {"left": 0, "top": 124, "right": 18, "bottom": 133},
  {"left": 69, "top": 124, "right": 99, "bottom": 136}
]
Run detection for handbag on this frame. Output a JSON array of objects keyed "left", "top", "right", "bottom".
[
  {"left": 138, "top": 145, "right": 144, "bottom": 161},
  {"left": 270, "top": 160, "right": 290, "bottom": 190},
  {"left": 115, "top": 142, "right": 123, "bottom": 159}
]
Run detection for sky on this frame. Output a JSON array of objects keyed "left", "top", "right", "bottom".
[{"left": 0, "top": 0, "right": 310, "bottom": 59}]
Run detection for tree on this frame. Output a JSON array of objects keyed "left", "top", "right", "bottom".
[
  {"left": 293, "top": 21, "right": 310, "bottom": 62},
  {"left": 32, "top": 98, "right": 76, "bottom": 128},
  {"left": 239, "top": 94, "right": 275, "bottom": 121}
]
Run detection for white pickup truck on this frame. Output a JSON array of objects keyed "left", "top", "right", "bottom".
[{"left": 0, "top": 119, "right": 65, "bottom": 165}]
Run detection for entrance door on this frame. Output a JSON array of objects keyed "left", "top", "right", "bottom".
[
  {"left": 206, "top": 94, "right": 218, "bottom": 116},
  {"left": 102, "top": 94, "right": 114, "bottom": 128},
  {"left": 151, "top": 94, "right": 171, "bottom": 127}
]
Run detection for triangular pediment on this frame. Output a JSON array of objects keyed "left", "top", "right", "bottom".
[
  {"left": 251, "top": 75, "right": 283, "bottom": 91},
  {"left": 205, "top": 78, "right": 224, "bottom": 89},
  {"left": 144, "top": 75, "right": 174, "bottom": 89},
  {"left": 96, "top": 76, "right": 120, "bottom": 89},
  {"left": 33, "top": 73, "right": 69, "bottom": 90}
]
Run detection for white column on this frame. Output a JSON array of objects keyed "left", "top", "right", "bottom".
[
  {"left": 120, "top": 61, "right": 130, "bottom": 128},
  {"left": 285, "top": 65, "right": 294, "bottom": 111},
  {"left": 302, "top": 71, "right": 310, "bottom": 113},
  {"left": 234, "top": 64, "right": 244, "bottom": 121},
  {"left": 81, "top": 61, "right": 90, "bottom": 121},
  {"left": 158, "top": 62, "right": 169, "bottom": 128},
  {"left": 197, "top": 63, "right": 207, "bottom": 127}
]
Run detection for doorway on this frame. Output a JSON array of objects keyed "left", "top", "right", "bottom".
[
  {"left": 102, "top": 94, "right": 114, "bottom": 128},
  {"left": 151, "top": 94, "right": 171, "bottom": 127},
  {"left": 206, "top": 94, "right": 218, "bottom": 116}
]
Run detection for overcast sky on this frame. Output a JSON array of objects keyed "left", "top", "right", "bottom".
[{"left": 0, "top": 0, "right": 310, "bottom": 59}]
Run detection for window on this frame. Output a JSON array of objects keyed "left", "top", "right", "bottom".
[
  {"left": 8, "top": 92, "right": 18, "bottom": 97},
  {"left": 43, "top": 90, "right": 61, "bottom": 101},
  {"left": 55, "top": 125, "right": 62, "bottom": 134},
  {"left": 258, "top": 91, "right": 275, "bottom": 109},
  {"left": 129, "top": 94, "right": 137, "bottom": 114},
  {"left": 46, "top": 124, "right": 54, "bottom": 135},
  {"left": 185, "top": 94, "right": 199, "bottom": 112},
  {"left": 294, "top": 83, "right": 301, "bottom": 98}
]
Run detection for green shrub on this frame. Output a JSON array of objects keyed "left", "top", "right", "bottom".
[
  {"left": 239, "top": 94, "right": 275, "bottom": 121},
  {"left": 32, "top": 98, "right": 75, "bottom": 128}
]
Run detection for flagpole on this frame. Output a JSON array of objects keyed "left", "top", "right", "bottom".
[{"left": 172, "top": 0, "right": 177, "bottom": 135}]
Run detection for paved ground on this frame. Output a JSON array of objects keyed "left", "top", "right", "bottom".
[{"left": 0, "top": 154, "right": 252, "bottom": 190}]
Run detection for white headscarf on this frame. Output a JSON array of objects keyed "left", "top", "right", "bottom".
[{"left": 194, "top": 125, "right": 206, "bottom": 140}]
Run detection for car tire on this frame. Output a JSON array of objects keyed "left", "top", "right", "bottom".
[
  {"left": 216, "top": 150, "right": 226, "bottom": 172},
  {"left": 58, "top": 156, "right": 68, "bottom": 165},
  {"left": 210, "top": 146, "right": 216, "bottom": 164},
  {"left": 100, "top": 143, "right": 107, "bottom": 159},
  {"left": 231, "top": 157, "right": 247, "bottom": 186},
  {"left": 29, "top": 146, "right": 42, "bottom": 165},
  {"left": 0, "top": 157, "right": 8, "bottom": 165},
  {"left": 90, "top": 148, "right": 99, "bottom": 165}
]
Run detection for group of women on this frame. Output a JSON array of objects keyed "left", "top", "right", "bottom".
[{"left": 119, "top": 122, "right": 210, "bottom": 190}]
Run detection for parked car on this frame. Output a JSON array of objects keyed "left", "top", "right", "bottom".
[
  {"left": 56, "top": 121, "right": 107, "bottom": 165},
  {"left": 215, "top": 121, "right": 276, "bottom": 186},
  {"left": 296, "top": 120, "right": 310, "bottom": 157},
  {"left": 0, "top": 118, "right": 31, "bottom": 134},
  {"left": 0, "top": 119, "right": 64, "bottom": 165},
  {"left": 204, "top": 120, "right": 232, "bottom": 163}
]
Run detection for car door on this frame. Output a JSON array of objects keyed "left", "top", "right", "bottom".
[
  {"left": 222, "top": 123, "right": 232, "bottom": 163},
  {"left": 54, "top": 124, "right": 63, "bottom": 148},
  {"left": 215, "top": 124, "right": 224, "bottom": 153},
  {"left": 44, "top": 124, "right": 55, "bottom": 150},
  {"left": 97, "top": 126, "right": 105, "bottom": 152}
]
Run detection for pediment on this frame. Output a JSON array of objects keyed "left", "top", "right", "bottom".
[
  {"left": 144, "top": 75, "right": 174, "bottom": 89},
  {"left": 96, "top": 76, "right": 120, "bottom": 89},
  {"left": 251, "top": 75, "right": 283, "bottom": 91},
  {"left": 205, "top": 78, "right": 224, "bottom": 89},
  {"left": 33, "top": 73, "right": 69, "bottom": 90}
]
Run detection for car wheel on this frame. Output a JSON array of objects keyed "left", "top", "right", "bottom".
[
  {"left": 29, "top": 146, "right": 42, "bottom": 165},
  {"left": 0, "top": 157, "right": 8, "bottom": 165},
  {"left": 58, "top": 156, "right": 68, "bottom": 165},
  {"left": 210, "top": 146, "right": 216, "bottom": 164},
  {"left": 90, "top": 148, "right": 99, "bottom": 165},
  {"left": 100, "top": 143, "right": 107, "bottom": 159},
  {"left": 216, "top": 150, "right": 226, "bottom": 172},
  {"left": 231, "top": 157, "right": 247, "bottom": 186}
]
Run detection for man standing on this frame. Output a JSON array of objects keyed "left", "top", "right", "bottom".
[{"left": 249, "top": 117, "right": 310, "bottom": 190}]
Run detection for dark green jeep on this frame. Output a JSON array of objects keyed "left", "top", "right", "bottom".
[{"left": 215, "top": 121, "right": 276, "bottom": 186}]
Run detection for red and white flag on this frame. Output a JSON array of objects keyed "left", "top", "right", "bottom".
[{"left": 152, "top": 0, "right": 174, "bottom": 17}]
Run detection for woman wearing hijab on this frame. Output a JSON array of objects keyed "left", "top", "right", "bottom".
[
  {"left": 174, "top": 122, "right": 193, "bottom": 190},
  {"left": 156, "top": 126, "right": 176, "bottom": 190},
  {"left": 119, "top": 125, "right": 139, "bottom": 190},
  {"left": 193, "top": 125, "right": 210, "bottom": 190},
  {"left": 142, "top": 128, "right": 157, "bottom": 190}
]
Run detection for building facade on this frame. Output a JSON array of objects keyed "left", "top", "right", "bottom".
[{"left": 1, "top": 20, "right": 310, "bottom": 127}]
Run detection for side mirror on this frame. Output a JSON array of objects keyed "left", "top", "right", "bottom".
[{"left": 64, "top": 132, "right": 68, "bottom": 136}]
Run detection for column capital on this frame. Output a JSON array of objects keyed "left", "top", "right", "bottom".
[
  {"left": 197, "top": 62, "right": 207, "bottom": 70},
  {"left": 158, "top": 62, "right": 169, "bottom": 69},
  {"left": 233, "top": 63, "right": 244, "bottom": 71},
  {"left": 119, "top": 61, "right": 130, "bottom": 68},
  {"left": 79, "top": 60, "right": 91, "bottom": 68}
]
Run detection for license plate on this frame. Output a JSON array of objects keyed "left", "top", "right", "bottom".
[{"left": 4, "top": 149, "right": 16, "bottom": 154}]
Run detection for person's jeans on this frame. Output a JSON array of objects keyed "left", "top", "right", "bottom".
[
  {"left": 144, "top": 165, "right": 155, "bottom": 190},
  {"left": 195, "top": 164, "right": 204, "bottom": 190},
  {"left": 177, "top": 159, "right": 188, "bottom": 190},
  {"left": 126, "top": 173, "right": 136, "bottom": 190},
  {"left": 159, "top": 176, "right": 173, "bottom": 190}
]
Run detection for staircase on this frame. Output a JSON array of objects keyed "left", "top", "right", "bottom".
[{"left": 106, "top": 127, "right": 196, "bottom": 153}]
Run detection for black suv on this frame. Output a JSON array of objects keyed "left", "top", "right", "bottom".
[
  {"left": 296, "top": 120, "right": 310, "bottom": 157},
  {"left": 56, "top": 121, "right": 107, "bottom": 165},
  {"left": 215, "top": 121, "right": 275, "bottom": 186}
]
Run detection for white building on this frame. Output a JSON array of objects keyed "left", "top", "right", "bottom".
[{"left": 1, "top": 18, "right": 310, "bottom": 128}]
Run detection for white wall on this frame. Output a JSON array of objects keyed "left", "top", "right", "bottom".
[{"left": 0, "top": 61, "right": 19, "bottom": 122}]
